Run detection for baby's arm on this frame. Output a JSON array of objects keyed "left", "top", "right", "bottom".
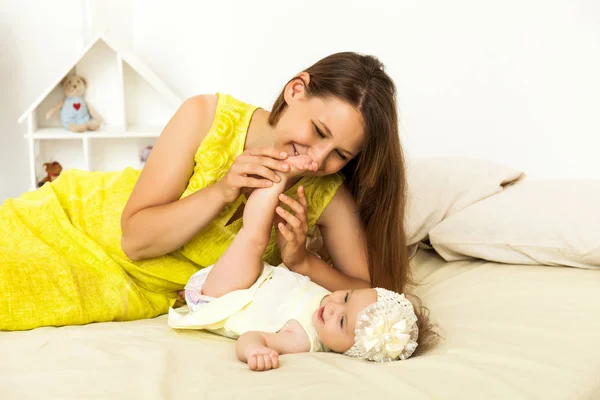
[
  {"left": 236, "top": 320, "right": 311, "bottom": 371},
  {"left": 202, "top": 155, "right": 315, "bottom": 298}
]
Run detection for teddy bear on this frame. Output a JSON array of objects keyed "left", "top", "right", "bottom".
[
  {"left": 37, "top": 161, "right": 63, "bottom": 188},
  {"left": 45, "top": 75, "right": 103, "bottom": 132}
]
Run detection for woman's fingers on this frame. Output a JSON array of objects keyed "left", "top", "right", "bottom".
[
  {"left": 235, "top": 155, "right": 289, "bottom": 176},
  {"left": 240, "top": 177, "right": 273, "bottom": 188},
  {"left": 276, "top": 207, "right": 302, "bottom": 230},
  {"left": 247, "top": 147, "right": 288, "bottom": 160},
  {"left": 273, "top": 214, "right": 285, "bottom": 227},
  {"left": 253, "top": 156, "right": 290, "bottom": 173},
  {"left": 278, "top": 193, "right": 306, "bottom": 217},
  {"left": 298, "top": 186, "right": 307, "bottom": 208},
  {"left": 278, "top": 223, "right": 296, "bottom": 242},
  {"left": 220, "top": 148, "right": 293, "bottom": 202},
  {"left": 239, "top": 162, "right": 281, "bottom": 182}
]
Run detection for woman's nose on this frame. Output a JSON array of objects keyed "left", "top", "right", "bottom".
[{"left": 309, "top": 145, "right": 329, "bottom": 169}]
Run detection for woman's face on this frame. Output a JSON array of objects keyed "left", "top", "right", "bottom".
[{"left": 273, "top": 75, "right": 365, "bottom": 176}]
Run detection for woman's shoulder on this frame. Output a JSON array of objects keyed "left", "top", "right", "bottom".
[
  {"left": 183, "top": 94, "right": 219, "bottom": 123},
  {"left": 315, "top": 183, "right": 356, "bottom": 226},
  {"left": 152, "top": 94, "right": 219, "bottom": 159},
  {"left": 187, "top": 93, "right": 256, "bottom": 115},
  {"left": 185, "top": 93, "right": 259, "bottom": 136}
]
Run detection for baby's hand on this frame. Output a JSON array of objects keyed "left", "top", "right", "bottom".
[
  {"left": 246, "top": 346, "right": 280, "bottom": 371},
  {"left": 281, "top": 155, "right": 317, "bottom": 178}
]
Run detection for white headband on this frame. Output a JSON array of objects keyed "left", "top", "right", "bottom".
[{"left": 344, "top": 288, "right": 419, "bottom": 362}]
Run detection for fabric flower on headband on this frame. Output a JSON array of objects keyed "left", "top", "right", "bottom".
[{"left": 344, "top": 288, "right": 419, "bottom": 362}]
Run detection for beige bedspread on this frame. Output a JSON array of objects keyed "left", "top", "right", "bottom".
[{"left": 2, "top": 249, "right": 599, "bottom": 399}]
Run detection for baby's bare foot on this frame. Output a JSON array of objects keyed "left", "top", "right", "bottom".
[{"left": 282, "top": 155, "right": 317, "bottom": 177}]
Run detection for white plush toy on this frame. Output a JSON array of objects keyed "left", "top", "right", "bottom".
[{"left": 45, "top": 75, "right": 103, "bottom": 132}]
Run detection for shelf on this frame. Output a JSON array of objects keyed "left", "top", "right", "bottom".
[
  {"left": 25, "top": 126, "right": 162, "bottom": 139},
  {"left": 19, "top": 34, "right": 180, "bottom": 190}
]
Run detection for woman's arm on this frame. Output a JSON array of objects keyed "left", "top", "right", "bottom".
[
  {"left": 121, "top": 94, "right": 291, "bottom": 261},
  {"left": 294, "top": 253, "right": 370, "bottom": 291},
  {"left": 121, "top": 95, "right": 223, "bottom": 260},
  {"left": 296, "top": 186, "right": 371, "bottom": 291}
]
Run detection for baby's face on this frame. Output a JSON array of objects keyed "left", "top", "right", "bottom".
[{"left": 313, "top": 288, "right": 377, "bottom": 353}]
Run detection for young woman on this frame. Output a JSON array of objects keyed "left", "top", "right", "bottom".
[{"left": 0, "top": 52, "right": 410, "bottom": 330}]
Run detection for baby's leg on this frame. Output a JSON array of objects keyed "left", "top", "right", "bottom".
[
  {"left": 202, "top": 155, "right": 314, "bottom": 298},
  {"left": 202, "top": 184, "right": 287, "bottom": 297},
  {"left": 201, "top": 228, "right": 269, "bottom": 298}
]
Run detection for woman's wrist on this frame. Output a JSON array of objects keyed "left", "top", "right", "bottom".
[
  {"left": 296, "top": 254, "right": 371, "bottom": 291},
  {"left": 288, "top": 250, "right": 312, "bottom": 275},
  {"left": 211, "top": 179, "right": 231, "bottom": 204}
]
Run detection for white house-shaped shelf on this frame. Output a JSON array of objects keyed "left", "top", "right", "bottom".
[{"left": 17, "top": 33, "right": 182, "bottom": 190}]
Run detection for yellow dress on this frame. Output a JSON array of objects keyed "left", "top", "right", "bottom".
[{"left": 0, "top": 93, "right": 343, "bottom": 331}]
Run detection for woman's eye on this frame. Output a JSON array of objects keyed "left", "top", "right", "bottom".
[
  {"left": 336, "top": 151, "right": 348, "bottom": 161},
  {"left": 314, "top": 124, "right": 326, "bottom": 138}
]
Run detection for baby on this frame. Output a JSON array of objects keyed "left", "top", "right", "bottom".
[{"left": 168, "top": 155, "right": 421, "bottom": 370}]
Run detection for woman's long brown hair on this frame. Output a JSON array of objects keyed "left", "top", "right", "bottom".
[{"left": 268, "top": 52, "right": 411, "bottom": 293}]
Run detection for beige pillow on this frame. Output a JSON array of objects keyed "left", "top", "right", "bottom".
[
  {"left": 429, "top": 180, "right": 600, "bottom": 268},
  {"left": 405, "top": 157, "right": 525, "bottom": 245}
]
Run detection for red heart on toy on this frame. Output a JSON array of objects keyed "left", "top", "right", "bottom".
[{"left": 73, "top": 103, "right": 81, "bottom": 111}]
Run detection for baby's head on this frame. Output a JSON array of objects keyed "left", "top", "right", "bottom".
[{"left": 313, "top": 288, "right": 420, "bottom": 362}]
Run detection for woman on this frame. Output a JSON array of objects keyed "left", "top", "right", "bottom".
[{"left": 0, "top": 52, "right": 410, "bottom": 331}]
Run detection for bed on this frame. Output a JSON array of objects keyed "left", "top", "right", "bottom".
[
  {"left": 2, "top": 157, "right": 599, "bottom": 399},
  {"left": 2, "top": 247, "right": 599, "bottom": 399}
]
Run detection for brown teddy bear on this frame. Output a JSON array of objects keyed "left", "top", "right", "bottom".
[
  {"left": 37, "top": 162, "right": 63, "bottom": 188},
  {"left": 45, "top": 75, "right": 103, "bottom": 132}
]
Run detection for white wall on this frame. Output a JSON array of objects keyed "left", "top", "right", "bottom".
[
  {"left": 1, "top": 0, "right": 82, "bottom": 200},
  {"left": 131, "top": 0, "right": 600, "bottom": 179},
  {"left": 2, "top": 0, "right": 599, "bottom": 201}
]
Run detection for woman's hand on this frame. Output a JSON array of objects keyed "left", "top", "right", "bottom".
[
  {"left": 275, "top": 186, "right": 310, "bottom": 271},
  {"left": 216, "top": 147, "right": 290, "bottom": 203}
]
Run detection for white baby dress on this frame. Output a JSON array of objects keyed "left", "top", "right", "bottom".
[{"left": 168, "top": 263, "right": 330, "bottom": 352}]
